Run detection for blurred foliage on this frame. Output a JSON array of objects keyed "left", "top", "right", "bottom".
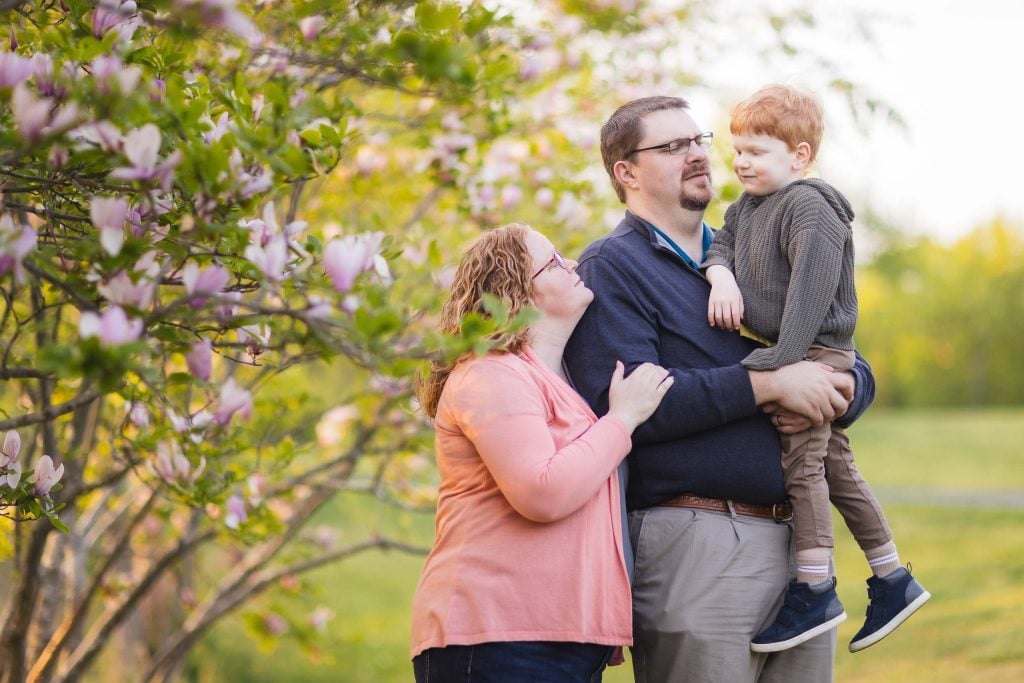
[{"left": 857, "top": 218, "right": 1024, "bottom": 406}]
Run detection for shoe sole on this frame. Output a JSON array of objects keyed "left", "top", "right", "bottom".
[
  {"left": 750, "top": 612, "right": 848, "bottom": 653},
  {"left": 848, "top": 590, "right": 931, "bottom": 652}
]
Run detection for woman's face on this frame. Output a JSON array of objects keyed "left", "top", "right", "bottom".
[{"left": 524, "top": 229, "right": 593, "bottom": 320}]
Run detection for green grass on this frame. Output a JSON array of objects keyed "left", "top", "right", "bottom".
[{"left": 190, "top": 409, "right": 1024, "bottom": 682}]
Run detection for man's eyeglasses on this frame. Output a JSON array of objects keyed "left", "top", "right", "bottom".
[
  {"left": 629, "top": 132, "right": 714, "bottom": 157},
  {"left": 532, "top": 251, "right": 567, "bottom": 280}
]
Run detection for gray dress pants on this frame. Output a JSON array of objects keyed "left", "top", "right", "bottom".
[{"left": 629, "top": 506, "right": 835, "bottom": 683}]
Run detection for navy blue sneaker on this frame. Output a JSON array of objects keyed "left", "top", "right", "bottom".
[
  {"left": 849, "top": 565, "right": 930, "bottom": 652},
  {"left": 751, "top": 578, "right": 847, "bottom": 653}
]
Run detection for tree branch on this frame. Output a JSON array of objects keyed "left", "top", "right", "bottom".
[
  {"left": 0, "top": 388, "right": 101, "bottom": 432},
  {"left": 27, "top": 488, "right": 160, "bottom": 683},
  {"left": 57, "top": 525, "right": 219, "bottom": 683}
]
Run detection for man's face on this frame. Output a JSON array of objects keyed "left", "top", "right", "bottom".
[
  {"left": 629, "top": 108, "right": 713, "bottom": 211},
  {"left": 732, "top": 133, "right": 804, "bottom": 197}
]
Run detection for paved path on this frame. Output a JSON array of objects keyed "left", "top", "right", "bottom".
[{"left": 873, "top": 486, "right": 1024, "bottom": 509}]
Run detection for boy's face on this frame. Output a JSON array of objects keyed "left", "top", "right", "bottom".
[{"left": 731, "top": 133, "right": 807, "bottom": 197}]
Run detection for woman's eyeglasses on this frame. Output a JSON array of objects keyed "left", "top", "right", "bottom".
[{"left": 532, "top": 251, "right": 567, "bottom": 280}]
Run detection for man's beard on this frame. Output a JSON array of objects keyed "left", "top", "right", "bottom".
[
  {"left": 680, "top": 191, "right": 712, "bottom": 211},
  {"left": 679, "top": 166, "right": 713, "bottom": 211}
]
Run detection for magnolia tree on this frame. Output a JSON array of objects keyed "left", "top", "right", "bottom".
[{"left": 0, "top": 0, "right": 877, "bottom": 680}]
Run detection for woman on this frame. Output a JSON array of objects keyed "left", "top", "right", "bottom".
[{"left": 411, "top": 224, "right": 674, "bottom": 682}]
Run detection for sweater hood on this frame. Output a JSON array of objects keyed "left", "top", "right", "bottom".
[{"left": 788, "top": 178, "right": 855, "bottom": 223}]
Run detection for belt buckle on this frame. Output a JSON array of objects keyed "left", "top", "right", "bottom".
[{"left": 772, "top": 502, "right": 794, "bottom": 523}]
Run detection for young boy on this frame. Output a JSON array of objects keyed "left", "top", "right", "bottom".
[{"left": 702, "top": 84, "right": 930, "bottom": 654}]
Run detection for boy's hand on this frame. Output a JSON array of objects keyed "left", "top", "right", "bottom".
[{"left": 705, "top": 265, "right": 744, "bottom": 331}]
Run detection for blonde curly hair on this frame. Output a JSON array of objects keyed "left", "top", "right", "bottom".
[{"left": 418, "top": 224, "right": 535, "bottom": 418}]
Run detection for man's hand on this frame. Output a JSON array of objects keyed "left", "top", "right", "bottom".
[
  {"left": 705, "top": 264, "right": 744, "bottom": 331},
  {"left": 749, "top": 361, "right": 852, "bottom": 426}
]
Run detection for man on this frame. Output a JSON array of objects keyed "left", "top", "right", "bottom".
[{"left": 563, "top": 96, "right": 876, "bottom": 682}]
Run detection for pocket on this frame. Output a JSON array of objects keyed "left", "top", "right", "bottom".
[{"left": 630, "top": 508, "right": 698, "bottom": 588}]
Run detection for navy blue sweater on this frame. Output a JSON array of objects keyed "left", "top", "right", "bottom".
[{"left": 564, "top": 211, "right": 875, "bottom": 511}]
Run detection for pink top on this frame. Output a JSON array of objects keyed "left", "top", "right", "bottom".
[{"left": 410, "top": 347, "right": 633, "bottom": 658}]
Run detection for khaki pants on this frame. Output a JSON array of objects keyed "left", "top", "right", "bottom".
[
  {"left": 781, "top": 345, "right": 892, "bottom": 552},
  {"left": 629, "top": 507, "right": 834, "bottom": 683}
]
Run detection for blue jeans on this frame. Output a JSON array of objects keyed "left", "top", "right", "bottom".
[{"left": 413, "top": 641, "right": 614, "bottom": 683}]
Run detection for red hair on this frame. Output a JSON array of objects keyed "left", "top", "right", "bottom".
[{"left": 730, "top": 85, "right": 823, "bottom": 162}]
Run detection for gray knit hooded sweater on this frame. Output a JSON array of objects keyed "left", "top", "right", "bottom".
[{"left": 702, "top": 178, "right": 857, "bottom": 371}]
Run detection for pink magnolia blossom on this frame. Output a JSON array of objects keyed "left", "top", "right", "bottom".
[
  {"left": 174, "top": 0, "right": 259, "bottom": 42},
  {"left": 309, "top": 606, "right": 333, "bottom": 633},
  {"left": 150, "top": 441, "right": 206, "bottom": 485},
  {"left": 48, "top": 144, "right": 68, "bottom": 168},
  {"left": 247, "top": 472, "right": 265, "bottom": 505},
  {"left": 128, "top": 401, "right": 150, "bottom": 428},
  {"left": 298, "top": 15, "right": 326, "bottom": 41},
  {"left": 32, "top": 455, "right": 64, "bottom": 496},
  {"left": 229, "top": 149, "right": 272, "bottom": 198},
  {"left": 323, "top": 233, "right": 387, "bottom": 294},
  {"left": 91, "top": 55, "right": 142, "bottom": 93},
  {"left": 185, "top": 338, "right": 213, "bottom": 381},
  {"left": 214, "top": 377, "right": 252, "bottom": 426},
  {"left": 10, "top": 84, "right": 80, "bottom": 143},
  {"left": 182, "top": 262, "right": 229, "bottom": 307},
  {"left": 92, "top": 0, "right": 138, "bottom": 37},
  {"left": 79, "top": 306, "right": 143, "bottom": 346},
  {"left": 304, "top": 295, "right": 331, "bottom": 320},
  {"left": 441, "top": 110, "right": 463, "bottom": 132},
  {"left": 224, "top": 493, "right": 248, "bottom": 529},
  {"left": 244, "top": 234, "right": 287, "bottom": 282},
  {"left": 29, "top": 53, "right": 55, "bottom": 94},
  {"left": 97, "top": 271, "right": 154, "bottom": 309},
  {"left": 11, "top": 83, "right": 51, "bottom": 140},
  {"left": 0, "top": 213, "right": 37, "bottom": 284},
  {"left": 133, "top": 249, "right": 163, "bottom": 276},
  {"left": 74, "top": 121, "right": 123, "bottom": 153},
  {"left": 110, "top": 124, "right": 182, "bottom": 191},
  {"left": 236, "top": 323, "right": 270, "bottom": 358},
  {"left": 535, "top": 187, "right": 555, "bottom": 208},
  {"left": 501, "top": 184, "right": 523, "bottom": 210},
  {"left": 89, "top": 196, "right": 129, "bottom": 256},
  {"left": 315, "top": 405, "right": 359, "bottom": 448},
  {"left": 202, "top": 111, "right": 230, "bottom": 143},
  {"left": 213, "top": 290, "right": 242, "bottom": 323},
  {"left": 1, "top": 430, "right": 22, "bottom": 488},
  {"left": 0, "top": 51, "right": 32, "bottom": 88},
  {"left": 167, "top": 409, "right": 213, "bottom": 443},
  {"left": 250, "top": 93, "right": 264, "bottom": 121},
  {"left": 354, "top": 147, "right": 387, "bottom": 176}
]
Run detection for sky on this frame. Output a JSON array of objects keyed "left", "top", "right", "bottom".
[{"left": 691, "top": 0, "right": 1024, "bottom": 243}]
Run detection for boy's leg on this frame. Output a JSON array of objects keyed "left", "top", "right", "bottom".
[
  {"left": 779, "top": 423, "right": 835, "bottom": 584},
  {"left": 824, "top": 414, "right": 931, "bottom": 651},
  {"left": 824, "top": 428, "right": 898, "bottom": 572},
  {"left": 751, "top": 423, "right": 846, "bottom": 654}
]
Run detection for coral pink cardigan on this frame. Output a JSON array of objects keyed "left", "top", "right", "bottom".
[{"left": 410, "top": 347, "right": 633, "bottom": 658}]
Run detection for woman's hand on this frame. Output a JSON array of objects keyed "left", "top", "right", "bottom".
[{"left": 606, "top": 361, "right": 674, "bottom": 432}]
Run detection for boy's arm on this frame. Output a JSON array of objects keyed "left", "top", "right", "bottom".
[
  {"left": 700, "top": 202, "right": 739, "bottom": 271},
  {"left": 706, "top": 264, "right": 744, "bottom": 331}
]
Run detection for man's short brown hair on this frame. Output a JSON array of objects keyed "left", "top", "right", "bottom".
[
  {"left": 730, "top": 85, "right": 824, "bottom": 162},
  {"left": 601, "top": 96, "right": 690, "bottom": 203}
]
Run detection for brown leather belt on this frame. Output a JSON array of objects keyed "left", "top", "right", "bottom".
[{"left": 658, "top": 493, "right": 793, "bottom": 522}]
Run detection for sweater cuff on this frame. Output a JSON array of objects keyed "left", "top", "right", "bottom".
[
  {"left": 599, "top": 413, "right": 633, "bottom": 449},
  {"left": 717, "top": 363, "right": 758, "bottom": 421}
]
